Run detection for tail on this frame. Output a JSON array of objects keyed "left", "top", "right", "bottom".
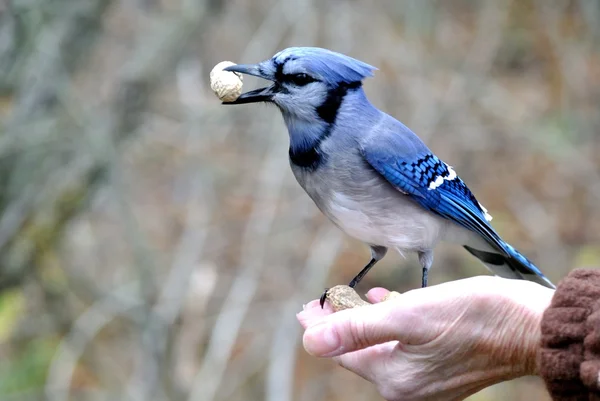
[{"left": 464, "top": 243, "right": 555, "bottom": 289}]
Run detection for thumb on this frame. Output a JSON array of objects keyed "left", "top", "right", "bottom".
[{"left": 302, "top": 300, "right": 402, "bottom": 357}]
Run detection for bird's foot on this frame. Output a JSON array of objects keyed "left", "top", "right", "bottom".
[
  {"left": 321, "top": 278, "right": 359, "bottom": 308},
  {"left": 319, "top": 288, "right": 329, "bottom": 308}
]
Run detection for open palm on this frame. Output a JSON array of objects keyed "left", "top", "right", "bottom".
[{"left": 297, "top": 277, "right": 553, "bottom": 401}]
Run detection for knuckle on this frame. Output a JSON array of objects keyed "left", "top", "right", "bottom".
[{"left": 346, "top": 317, "right": 372, "bottom": 350}]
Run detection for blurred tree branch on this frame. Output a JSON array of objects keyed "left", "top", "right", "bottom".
[
  {"left": 0, "top": 1, "right": 596, "bottom": 400},
  {"left": 1, "top": 2, "right": 217, "bottom": 399},
  {"left": 0, "top": 0, "right": 213, "bottom": 298},
  {"left": 0, "top": 0, "right": 113, "bottom": 291}
]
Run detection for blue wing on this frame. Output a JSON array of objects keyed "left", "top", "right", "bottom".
[
  {"left": 358, "top": 119, "right": 554, "bottom": 288},
  {"left": 360, "top": 130, "right": 509, "bottom": 255}
]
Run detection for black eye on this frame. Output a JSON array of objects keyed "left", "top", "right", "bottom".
[{"left": 288, "top": 73, "right": 316, "bottom": 86}]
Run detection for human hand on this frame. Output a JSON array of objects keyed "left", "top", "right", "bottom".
[{"left": 296, "top": 276, "right": 554, "bottom": 401}]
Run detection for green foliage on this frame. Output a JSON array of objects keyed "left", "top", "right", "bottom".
[
  {"left": 0, "top": 290, "right": 24, "bottom": 344},
  {"left": 0, "top": 338, "right": 57, "bottom": 395}
]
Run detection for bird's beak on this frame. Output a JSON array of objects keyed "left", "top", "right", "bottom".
[{"left": 222, "top": 64, "right": 276, "bottom": 104}]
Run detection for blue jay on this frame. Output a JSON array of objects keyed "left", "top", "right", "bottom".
[{"left": 223, "top": 47, "right": 555, "bottom": 303}]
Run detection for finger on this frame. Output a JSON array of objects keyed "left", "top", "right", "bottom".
[
  {"left": 305, "top": 298, "right": 335, "bottom": 314},
  {"left": 333, "top": 341, "right": 399, "bottom": 382},
  {"left": 297, "top": 299, "right": 335, "bottom": 329},
  {"left": 302, "top": 301, "right": 403, "bottom": 357},
  {"left": 366, "top": 287, "right": 390, "bottom": 303}
]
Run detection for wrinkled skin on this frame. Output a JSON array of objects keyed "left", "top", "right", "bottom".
[{"left": 297, "top": 276, "right": 554, "bottom": 401}]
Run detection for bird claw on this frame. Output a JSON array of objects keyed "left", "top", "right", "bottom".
[{"left": 319, "top": 288, "right": 329, "bottom": 309}]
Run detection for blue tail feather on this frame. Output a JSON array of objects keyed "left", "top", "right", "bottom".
[{"left": 464, "top": 243, "right": 555, "bottom": 289}]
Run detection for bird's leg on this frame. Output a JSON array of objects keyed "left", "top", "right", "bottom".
[
  {"left": 349, "top": 245, "right": 388, "bottom": 288},
  {"left": 348, "top": 258, "right": 378, "bottom": 288},
  {"left": 320, "top": 246, "right": 388, "bottom": 308},
  {"left": 418, "top": 250, "right": 434, "bottom": 288}
]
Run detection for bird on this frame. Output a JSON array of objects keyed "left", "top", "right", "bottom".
[{"left": 222, "top": 47, "right": 555, "bottom": 304}]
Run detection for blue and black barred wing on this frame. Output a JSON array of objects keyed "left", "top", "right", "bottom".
[
  {"left": 360, "top": 134, "right": 555, "bottom": 288},
  {"left": 361, "top": 147, "right": 509, "bottom": 255}
]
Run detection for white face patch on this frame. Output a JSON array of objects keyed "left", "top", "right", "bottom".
[
  {"left": 273, "top": 83, "right": 327, "bottom": 120},
  {"left": 428, "top": 164, "right": 458, "bottom": 190}
]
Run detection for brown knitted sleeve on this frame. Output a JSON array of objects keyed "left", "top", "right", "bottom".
[{"left": 537, "top": 269, "right": 600, "bottom": 401}]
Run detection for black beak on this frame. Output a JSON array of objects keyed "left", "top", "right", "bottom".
[{"left": 222, "top": 64, "right": 276, "bottom": 104}]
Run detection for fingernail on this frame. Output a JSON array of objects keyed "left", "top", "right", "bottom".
[{"left": 303, "top": 323, "right": 340, "bottom": 356}]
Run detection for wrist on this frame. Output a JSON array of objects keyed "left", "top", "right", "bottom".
[
  {"left": 469, "top": 279, "right": 553, "bottom": 380},
  {"left": 501, "top": 282, "right": 554, "bottom": 377}
]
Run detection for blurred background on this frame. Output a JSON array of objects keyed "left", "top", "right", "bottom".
[{"left": 0, "top": 0, "right": 599, "bottom": 400}]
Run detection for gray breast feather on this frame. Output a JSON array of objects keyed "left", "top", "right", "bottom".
[{"left": 291, "top": 144, "right": 468, "bottom": 253}]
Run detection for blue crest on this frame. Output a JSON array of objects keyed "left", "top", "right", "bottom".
[{"left": 273, "top": 47, "right": 377, "bottom": 85}]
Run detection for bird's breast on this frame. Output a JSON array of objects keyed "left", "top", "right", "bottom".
[{"left": 291, "top": 153, "right": 448, "bottom": 252}]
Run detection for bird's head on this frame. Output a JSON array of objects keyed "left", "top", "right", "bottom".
[{"left": 223, "top": 47, "right": 376, "bottom": 122}]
